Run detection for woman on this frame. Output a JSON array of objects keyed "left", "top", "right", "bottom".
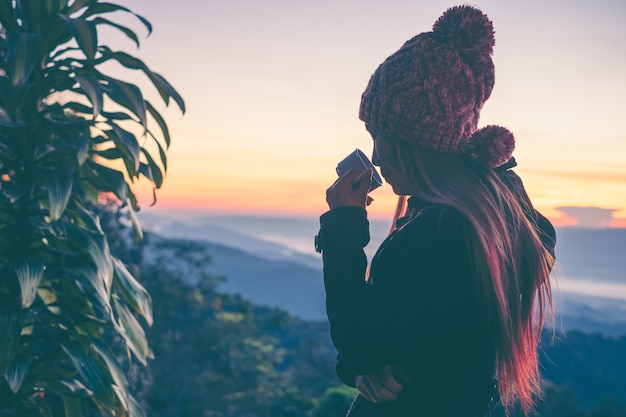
[{"left": 316, "top": 6, "right": 556, "bottom": 417}]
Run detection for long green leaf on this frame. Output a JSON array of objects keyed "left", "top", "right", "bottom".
[
  {"left": 140, "top": 148, "right": 163, "bottom": 188},
  {"left": 145, "top": 100, "right": 171, "bottom": 148},
  {"left": 127, "top": 186, "right": 141, "bottom": 210},
  {"left": 129, "top": 10, "right": 152, "bottom": 36},
  {"left": 59, "top": 15, "right": 97, "bottom": 61},
  {"left": 100, "top": 110, "right": 134, "bottom": 121},
  {"left": 87, "top": 160, "right": 128, "bottom": 202},
  {"left": 45, "top": 0, "right": 69, "bottom": 14},
  {"left": 33, "top": 396, "right": 54, "bottom": 417},
  {"left": 92, "top": 16, "right": 139, "bottom": 48},
  {"left": 89, "top": 347, "right": 124, "bottom": 385},
  {"left": 109, "top": 122, "right": 140, "bottom": 172},
  {"left": 63, "top": 397, "right": 85, "bottom": 417},
  {"left": 79, "top": 2, "right": 129, "bottom": 18},
  {"left": 95, "top": 48, "right": 183, "bottom": 117},
  {"left": 37, "top": 69, "right": 67, "bottom": 97},
  {"left": 18, "top": 0, "right": 43, "bottom": 31},
  {"left": 24, "top": 365, "right": 90, "bottom": 397},
  {"left": 0, "top": 107, "right": 19, "bottom": 127},
  {"left": 128, "top": 394, "right": 146, "bottom": 417},
  {"left": 0, "top": 0, "right": 16, "bottom": 31},
  {"left": 153, "top": 132, "right": 168, "bottom": 171},
  {"left": 58, "top": 378, "right": 93, "bottom": 396},
  {"left": 112, "top": 258, "right": 152, "bottom": 326},
  {"left": 46, "top": 174, "right": 73, "bottom": 222},
  {"left": 5, "top": 356, "right": 29, "bottom": 393},
  {"left": 0, "top": 310, "right": 25, "bottom": 375},
  {"left": 36, "top": 286, "right": 57, "bottom": 306},
  {"left": 61, "top": 343, "right": 117, "bottom": 407},
  {"left": 1, "top": 186, "right": 23, "bottom": 203},
  {"left": 15, "top": 262, "right": 44, "bottom": 308},
  {"left": 42, "top": 14, "right": 73, "bottom": 57},
  {"left": 112, "top": 297, "right": 148, "bottom": 365},
  {"left": 96, "top": 46, "right": 144, "bottom": 70},
  {"left": 63, "top": 100, "right": 93, "bottom": 116},
  {"left": 137, "top": 163, "right": 152, "bottom": 183},
  {"left": 6, "top": 31, "right": 42, "bottom": 86},
  {"left": 65, "top": 0, "right": 94, "bottom": 15},
  {"left": 91, "top": 341, "right": 130, "bottom": 411},
  {"left": 76, "top": 202, "right": 105, "bottom": 234},
  {"left": 76, "top": 125, "right": 90, "bottom": 165},
  {"left": 79, "top": 2, "right": 151, "bottom": 35},
  {"left": 126, "top": 199, "right": 143, "bottom": 243},
  {"left": 78, "top": 266, "right": 111, "bottom": 316},
  {"left": 85, "top": 233, "right": 113, "bottom": 298},
  {"left": 93, "top": 147, "right": 124, "bottom": 160},
  {"left": 50, "top": 45, "right": 80, "bottom": 60},
  {"left": 75, "top": 73, "right": 103, "bottom": 119},
  {"left": 101, "top": 76, "right": 147, "bottom": 128},
  {"left": 147, "top": 71, "right": 185, "bottom": 113},
  {"left": 78, "top": 171, "right": 100, "bottom": 206}
]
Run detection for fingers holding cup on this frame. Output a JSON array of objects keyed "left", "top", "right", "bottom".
[{"left": 326, "top": 169, "right": 372, "bottom": 210}]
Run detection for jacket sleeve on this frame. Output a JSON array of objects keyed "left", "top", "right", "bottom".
[{"left": 318, "top": 206, "right": 378, "bottom": 375}]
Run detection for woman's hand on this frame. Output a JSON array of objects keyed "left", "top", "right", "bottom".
[
  {"left": 326, "top": 169, "right": 373, "bottom": 210},
  {"left": 355, "top": 365, "right": 405, "bottom": 403}
]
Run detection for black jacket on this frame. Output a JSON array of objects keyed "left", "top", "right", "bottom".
[{"left": 316, "top": 171, "right": 556, "bottom": 417}]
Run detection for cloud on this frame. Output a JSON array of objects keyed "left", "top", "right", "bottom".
[{"left": 555, "top": 206, "right": 618, "bottom": 229}]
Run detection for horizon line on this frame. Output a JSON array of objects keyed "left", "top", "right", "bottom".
[{"left": 137, "top": 206, "right": 626, "bottom": 230}]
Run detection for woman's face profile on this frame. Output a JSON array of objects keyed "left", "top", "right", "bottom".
[{"left": 372, "top": 137, "right": 410, "bottom": 195}]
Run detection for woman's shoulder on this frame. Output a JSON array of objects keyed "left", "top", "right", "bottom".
[
  {"left": 407, "top": 203, "right": 469, "bottom": 232},
  {"left": 397, "top": 204, "right": 471, "bottom": 246}
]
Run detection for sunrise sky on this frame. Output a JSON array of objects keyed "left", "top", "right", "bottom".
[{"left": 112, "top": 0, "right": 625, "bottom": 227}]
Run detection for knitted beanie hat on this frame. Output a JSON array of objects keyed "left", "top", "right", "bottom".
[{"left": 359, "top": 5, "right": 515, "bottom": 168}]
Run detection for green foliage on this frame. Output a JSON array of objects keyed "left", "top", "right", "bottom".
[
  {"left": 132, "top": 236, "right": 320, "bottom": 417},
  {"left": 0, "top": 1, "right": 183, "bottom": 416},
  {"left": 310, "top": 386, "right": 356, "bottom": 417}
]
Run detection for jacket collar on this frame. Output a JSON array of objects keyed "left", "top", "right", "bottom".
[{"left": 395, "top": 197, "right": 431, "bottom": 229}]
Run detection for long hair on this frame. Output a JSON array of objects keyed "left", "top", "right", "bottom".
[{"left": 389, "top": 142, "right": 554, "bottom": 414}]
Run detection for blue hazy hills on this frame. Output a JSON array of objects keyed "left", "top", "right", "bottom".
[{"left": 139, "top": 212, "right": 626, "bottom": 336}]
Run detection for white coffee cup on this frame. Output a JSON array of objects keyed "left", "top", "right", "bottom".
[{"left": 336, "top": 149, "right": 383, "bottom": 192}]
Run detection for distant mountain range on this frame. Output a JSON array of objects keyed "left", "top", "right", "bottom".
[
  {"left": 139, "top": 212, "right": 322, "bottom": 269},
  {"left": 139, "top": 212, "right": 626, "bottom": 336},
  {"left": 144, "top": 232, "right": 326, "bottom": 319},
  {"left": 554, "top": 227, "right": 626, "bottom": 283}
]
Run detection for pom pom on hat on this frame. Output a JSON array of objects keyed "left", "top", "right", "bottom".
[
  {"left": 432, "top": 5, "right": 495, "bottom": 60},
  {"left": 467, "top": 125, "right": 516, "bottom": 168}
]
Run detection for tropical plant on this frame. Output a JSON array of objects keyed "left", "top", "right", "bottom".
[{"left": 0, "top": 0, "right": 184, "bottom": 416}]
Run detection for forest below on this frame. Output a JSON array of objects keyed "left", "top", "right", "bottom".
[{"left": 107, "top": 213, "right": 626, "bottom": 417}]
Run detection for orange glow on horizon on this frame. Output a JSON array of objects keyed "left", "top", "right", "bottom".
[
  {"left": 611, "top": 217, "right": 626, "bottom": 228},
  {"left": 546, "top": 216, "right": 578, "bottom": 228},
  {"left": 135, "top": 182, "right": 626, "bottom": 229}
]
